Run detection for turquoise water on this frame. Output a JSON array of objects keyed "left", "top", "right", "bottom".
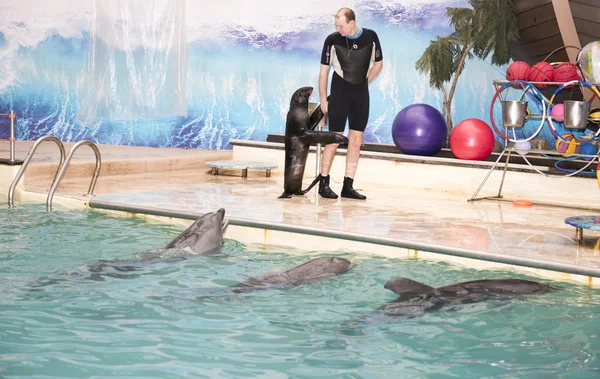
[{"left": 1, "top": 205, "right": 599, "bottom": 378}]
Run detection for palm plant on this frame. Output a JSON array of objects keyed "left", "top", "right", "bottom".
[{"left": 415, "top": 0, "right": 520, "bottom": 134}]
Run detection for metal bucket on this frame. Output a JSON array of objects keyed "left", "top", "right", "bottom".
[
  {"left": 564, "top": 100, "right": 590, "bottom": 130},
  {"left": 502, "top": 100, "right": 527, "bottom": 128}
]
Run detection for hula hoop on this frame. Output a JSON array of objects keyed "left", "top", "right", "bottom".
[
  {"left": 547, "top": 61, "right": 597, "bottom": 103},
  {"left": 587, "top": 88, "right": 598, "bottom": 103},
  {"left": 541, "top": 153, "right": 579, "bottom": 161},
  {"left": 489, "top": 80, "right": 547, "bottom": 143},
  {"left": 519, "top": 150, "right": 599, "bottom": 177},
  {"left": 547, "top": 80, "right": 600, "bottom": 145},
  {"left": 554, "top": 159, "right": 596, "bottom": 175}
]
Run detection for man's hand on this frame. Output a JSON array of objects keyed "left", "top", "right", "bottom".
[
  {"left": 368, "top": 60, "right": 383, "bottom": 83},
  {"left": 321, "top": 100, "right": 328, "bottom": 114}
]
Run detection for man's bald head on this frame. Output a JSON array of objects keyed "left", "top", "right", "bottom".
[
  {"left": 336, "top": 8, "right": 356, "bottom": 23},
  {"left": 335, "top": 8, "right": 357, "bottom": 37}
]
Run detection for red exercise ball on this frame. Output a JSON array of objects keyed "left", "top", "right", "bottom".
[
  {"left": 527, "top": 62, "right": 555, "bottom": 88},
  {"left": 506, "top": 61, "right": 530, "bottom": 81},
  {"left": 450, "top": 118, "right": 495, "bottom": 160}
]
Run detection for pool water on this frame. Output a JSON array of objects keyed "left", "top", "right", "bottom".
[{"left": 1, "top": 205, "right": 599, "bottom": 378}]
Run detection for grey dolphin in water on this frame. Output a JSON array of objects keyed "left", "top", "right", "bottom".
[
  {"left": 231, "top": 256, "right": 353, "bottom": 292},
  {"left": 84, "top": 208, "right": 227, "bottom": 273},
  {"left": 378, "top": 277, "right": 555, "bottom": 316}
]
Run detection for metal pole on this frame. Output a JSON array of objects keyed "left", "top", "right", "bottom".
[
  {"left": 46, "top": 140, "right": 101, "bottom": 210},
  {"left": 9, "top": 110, "right": 15, "bottom": 162},
  {"left": 308, "top": 102, "right": 323, "bottom": 177},
  {"left": 496, "top": 148, "right": 512, "bottom": 198},
  {"left": 469, "top": 149, "right": 506, "bottom": 201},
  {"left": 315, "top": 125, "right": 322, "bottom": 177},
  {"left": 8, "top": 136, "right": 66, "bottom": 207}
]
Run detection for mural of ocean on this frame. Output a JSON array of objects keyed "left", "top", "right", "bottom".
[{"left": 0, "top": 0, "right": 536, "bottom": 150}]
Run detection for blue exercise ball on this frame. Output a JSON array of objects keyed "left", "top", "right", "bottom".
[
  {"left": 580, "top": 141, "right": 597, "bottom": 160},
  {"left": 392, "top": 103, "right": 447, "bottom": 156}
]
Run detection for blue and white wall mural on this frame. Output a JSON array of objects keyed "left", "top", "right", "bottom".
[{"left": 0, "top": 0, "right": 510, "bottom": 150}]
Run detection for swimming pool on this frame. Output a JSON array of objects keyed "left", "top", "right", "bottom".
[{"left": 1, "top": 205, "right": 599, "bottom": 377}]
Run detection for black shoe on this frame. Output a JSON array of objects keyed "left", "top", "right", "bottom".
[
  {"left": 341, "top": 177, "right": 366, "bottom": 200},
  {"left": 318, "top": 175, "right": 338, "bottom": 199}
]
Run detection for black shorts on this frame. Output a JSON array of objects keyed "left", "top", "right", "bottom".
[{"left": 328, "top": 73, "right": 370, "bottom": 133}]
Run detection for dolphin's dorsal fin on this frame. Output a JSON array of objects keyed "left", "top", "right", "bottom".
[{"left": 384, "top": 278, "right": 436, "bottom": 295}]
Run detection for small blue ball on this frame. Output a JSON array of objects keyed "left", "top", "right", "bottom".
[{"left": 580, "top": 142, "right": 597, "bottom": 160}]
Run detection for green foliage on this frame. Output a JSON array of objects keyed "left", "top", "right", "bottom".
[
  {"left": 471, "top": 0, "right": 520, "bottom": 65},
  {"left": 415, "top": 0, "right": 520, "bottom": 129},
  {"left": 415, "top": 37, "right": 461, "bottom": 89}
]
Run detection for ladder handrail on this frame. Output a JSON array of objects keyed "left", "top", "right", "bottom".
[
  {"left": 8, "top": 136, "right": 66, "bottom": 207},
  {"left": 46, "top": 140, "right": 102, "bottom": 210}
]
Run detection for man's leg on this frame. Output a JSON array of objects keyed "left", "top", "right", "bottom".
[
  {"left": 316, "top": 135, "right": 342, "bottom": 199},
  {"left": 320, "top": 140, "right": 339, "bottom": 177},
  {"left": 316, "top": 76, "right": 347, "bottom": 199},
  {"left": 341, "top": 85, "right": 369, "bottom": 200},
  {"left": 345, "top": 130, "right": 363, "bottom": 179}
]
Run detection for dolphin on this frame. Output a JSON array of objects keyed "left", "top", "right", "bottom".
[
  {"left": 231, "top": 256, "right": 353, "bottom": 293},
  {"left": 83, "top": 208, "right": 227, "bottom": 273},
  {"left": 378, "top": 277, "right": 555, "bottom": 316}
]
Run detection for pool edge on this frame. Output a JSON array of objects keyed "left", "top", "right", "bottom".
[{"left": 87, "top": 199, "right": 600, "bottom": 287}]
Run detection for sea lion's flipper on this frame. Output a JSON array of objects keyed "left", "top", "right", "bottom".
[
  {"left": 301, "top": 131, "right": 348, "bottom": 146},
  {"left": 301, "top": 174, "right": 322, "bottom": 194},
  {"left": 278, "top": 192, "right": 293, "bottom": 199}
]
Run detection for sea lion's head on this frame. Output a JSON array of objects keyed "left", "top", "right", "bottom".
[{"left": 290, "top": 86, "right": 313, "bottom": 108}]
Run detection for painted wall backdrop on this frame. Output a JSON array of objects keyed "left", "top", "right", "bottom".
[{"left": 0, "top": 0, "right": 521, "bottom": 150}]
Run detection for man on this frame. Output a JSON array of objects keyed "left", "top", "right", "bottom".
[{"left": 316, "top": 7, "right": 383, "bottom": 200}]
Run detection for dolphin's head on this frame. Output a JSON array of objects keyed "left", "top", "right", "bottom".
[
  {"left": 290, "top": 86, "right": 313, "bottom": 108},
  {"left": 323, "top": 256, "right": 353, "bottom": 274},
  {"left": 164, "top": 208, "right": 226, "bottom": 255},
  {"left": 384, "top": 278, "right": 436, "bottom": 295},
  {"left": 285, "top": 256, "right": 353, "bottom": 281}
]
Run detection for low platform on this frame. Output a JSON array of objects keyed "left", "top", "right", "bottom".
[
  {"left": 0, "top": 157, "right": 24, "bottom": 165},
  {"left": 205, "top": 160, "right": 278, "bottom": 178},
  {"left": 565, "top": 216, "right": 600, "bottom": 244}
]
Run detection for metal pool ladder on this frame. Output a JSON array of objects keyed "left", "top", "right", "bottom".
[{"left": 8, "top": 136, "right": 102, "bottom": 210}]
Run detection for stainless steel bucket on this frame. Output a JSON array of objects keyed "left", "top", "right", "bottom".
[
  {"left": 502, "top": 100, "right": 527, "bottom": 128},
  {"left": 563, "top": 100, "right": 590, "bottom": 130}
]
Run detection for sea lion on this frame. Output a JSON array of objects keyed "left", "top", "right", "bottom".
[{"left": 278, "top": 87, "right": 348, "bottom": 199}]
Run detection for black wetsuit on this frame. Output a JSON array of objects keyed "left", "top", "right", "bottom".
[{"left": 320, "top": 28, "right": 383, "bottom": 132}]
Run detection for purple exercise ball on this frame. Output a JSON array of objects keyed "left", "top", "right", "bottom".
[{"left": 392, "top": 103, "right": 448, "bottom": 156}]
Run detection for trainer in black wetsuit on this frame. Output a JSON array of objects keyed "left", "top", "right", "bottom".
[{"left": 315, "top": 7, "right": 383, "bottom": 200}]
